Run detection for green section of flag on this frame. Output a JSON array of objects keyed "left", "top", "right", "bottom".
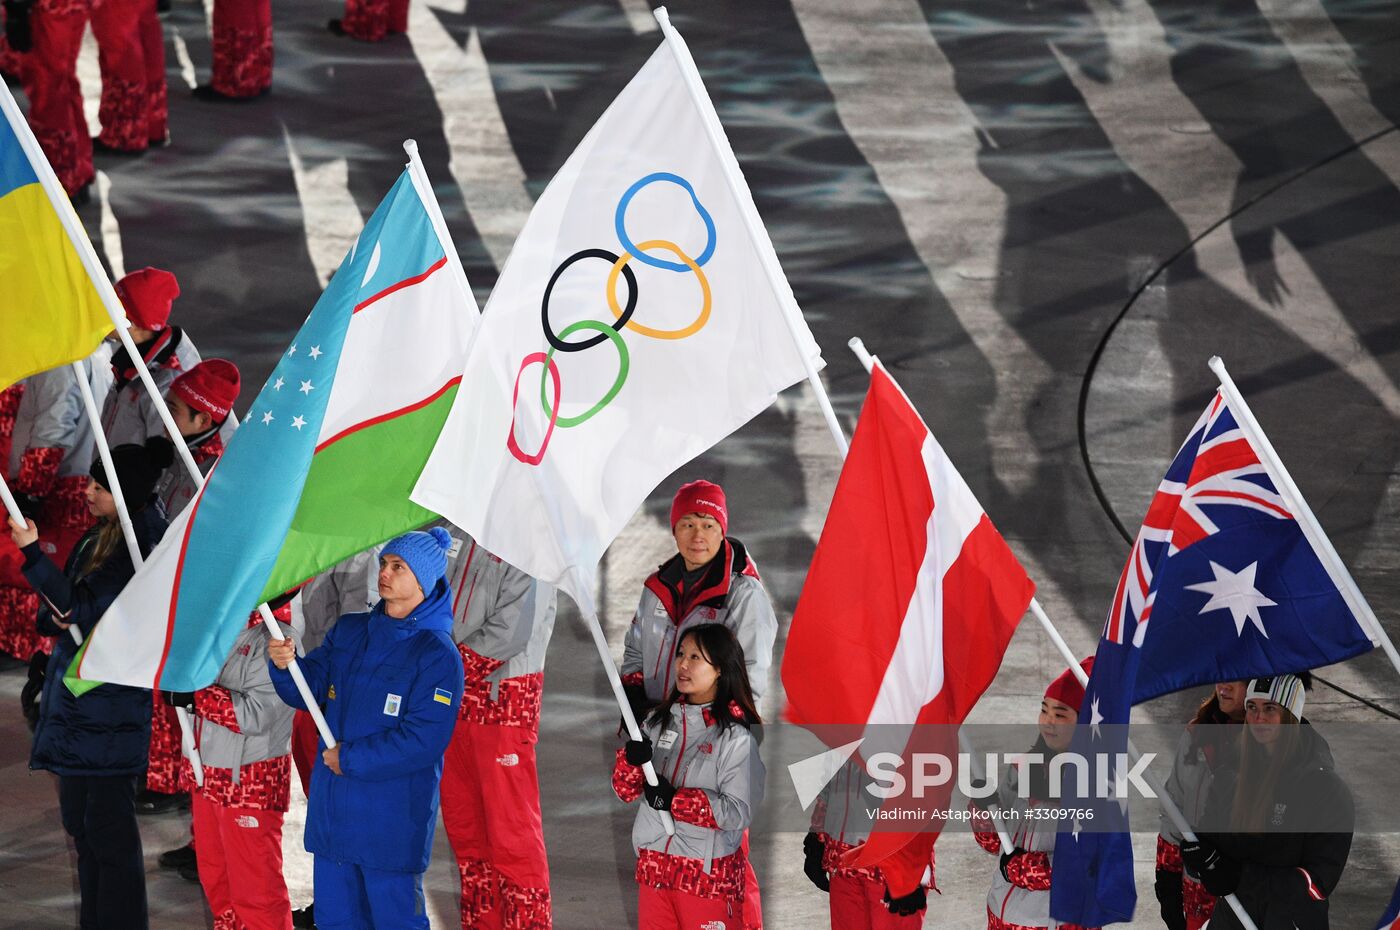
[
  {"left": 62, "top": 636, "right": 103, "bottom": 697},
  {"left": 258, "top": 385, "right": 459, "bottom": 601}
]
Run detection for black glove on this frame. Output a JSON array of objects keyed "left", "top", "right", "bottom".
[
  {"left": 999, "top": 847, "right": 1026, "bottom": 884},
  {"left": 13, "top": 492, "right": 44, "bottom": 520},
  {"left": 1154, "top": 868, "right": 1187, "bottom": 930},
  {"left": 882, "top": 884, "right": 926, "bottom": 916},
  {"left": 20, "top": 650, "right": 45, "bottom": 732},
  {"left": 624, "top": 736, "right": 653, "bottom": 767},
  {"left": 4, "top": 0, "right": 34, "bottom": 53},
  {"left": 1180, "top": 838, "right": 1241, "bottom": 896},
  {"left": 161, "top": 690, "right": 196, "bottom": 711},
  {"left": 802, "top": 831, "right": 829, "bottom": 892},
  {"left": 642, "top": 773, "right": 676, "bottom": 811}
]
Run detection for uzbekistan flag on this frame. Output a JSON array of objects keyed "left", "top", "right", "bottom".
[
  {"left": 0, "top": 84, "right": 112, "bottom": 390},
  {"left": 782, "top": 361, "right": 1034, "bottom": 895},
  {"left": 69, "top": 168, "right": 476, "bottom": 693}
]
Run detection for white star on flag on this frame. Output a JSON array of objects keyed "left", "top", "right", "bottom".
[
  {"left": 261, "top": 411, "right": 274, "bottom": 425},
  {"left": 291, "top": 415, "right": 307, "bottom": 431},
  {"left": 1185, "top": 560, "right": 1276, "bottom": 638},
  {"left": 273, "top": 377, "right": 284, "bottom": 391},
  {"left": 308, "top": 345, "right": 322, "bottom": 360},
  {"left": 299, "top": 380, "right": 314, "bottom": 395},
  {"left": 1089, "top": 696, "right": 1104, "bottom": 741},
  {"left": 288, "top": 344, "right": 297, "bottom": 356}
]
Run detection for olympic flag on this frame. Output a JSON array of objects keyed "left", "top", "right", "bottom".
[{"left": 412, "top": 17, "right": 824, "bottom": 616}]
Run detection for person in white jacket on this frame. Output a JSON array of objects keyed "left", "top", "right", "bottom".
[{"left": 613, "top": 623, "right": 765, "bottom": 930}]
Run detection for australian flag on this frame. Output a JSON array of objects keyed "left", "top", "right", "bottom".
[{"left": 1050, "top": 390, "right": 1378, "bottom": 926}]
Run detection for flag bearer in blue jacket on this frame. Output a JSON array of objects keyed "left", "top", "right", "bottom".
[{"left": 268, "top": 527, "right": 463, "bottom": 930}]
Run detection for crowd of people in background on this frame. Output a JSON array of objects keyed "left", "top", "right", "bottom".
[{"left": 0, "top": 0, "right": 413, "bottom": 202}]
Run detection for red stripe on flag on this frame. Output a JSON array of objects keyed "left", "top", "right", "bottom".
[
  {"left": 352, "top": 257, "right": 448, "bottom": 314},
  {"left": 315, "top": 377, "right": 462, "bottom": 453},
  {"left": 782, "top": 367, "right": 935, "bottom": 728},
  {"left": 1190, "top": 437, "right": 1261, "bottom": 479},
  {"left": 149, "top": 482, "right": 212, "bottom": 690},
  {"left": 1193, "top": 488, "right": 1291, "bottom": 518}
]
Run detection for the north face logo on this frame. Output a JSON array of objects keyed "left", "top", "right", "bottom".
[
  {"left": 703, "top": 608, "right": 717, "bottom": 620},
  {"left": 238, "top": 645, "right": 251, "bottom": 656},
  {"left": 235, "top": 814, "right": 259, "bottom": 829},
  {"left": 698, "top": 743, "right": 714, "bottom": 754},
  {"left": 699, "top": 921, "right": 726, "bottom": 930},
  {"left": 496, "top": 754, "right": 519, "bottom": 767}
]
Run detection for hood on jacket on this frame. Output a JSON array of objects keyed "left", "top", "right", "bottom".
[{"left": 369, "top": 577, "right": 454, "bottom": 640}]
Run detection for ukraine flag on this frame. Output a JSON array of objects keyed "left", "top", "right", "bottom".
[{"left": 0, "top": 86, "right": 112, "bottom": 391}]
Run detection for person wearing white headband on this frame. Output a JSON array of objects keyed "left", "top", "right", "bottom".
[{"left": 1179, "top": 673, "right": 1354, "bottom": 929}]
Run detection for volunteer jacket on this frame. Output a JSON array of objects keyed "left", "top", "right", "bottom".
[
  {"left": 101, "top": 327, "right": 200, "bottom": 447},
  {"left": 974, "top": 745, "right": 1097, "bottom": 930},
  {"left": 293, "top": 549, "right": 376, "bottom": 654},
  {"left": 811, "top": 761, "right": 936, "bottom": 889},
  {"left": 1157, "top": 704, "right": 1240, "bottom": 918},
  {"left": 8, "top": 358, "right": 104, "bottom": 489},
  {"left": 612, "top": 700, "right": 764, "bottom": 901},
  {"left": 156, "top": 427, "right": 226, "bottom": 519},
  {"left": 445, "top": 530, "right": 556, "bottom": 731},
  {"left": 269, "top": 579, "right": 462, "bottom": 873},
  {"left": 622, "top": 539, "right": 776, "bottom": 705},
  {"left": 191, "top": 614, "right": 297, "bottom": 811},
  {"left": 1197, "top": 724, "right": 1353, "bottom": 930},
  {"left": 26, "top": 501, "right": 167, "bottom": 776}
]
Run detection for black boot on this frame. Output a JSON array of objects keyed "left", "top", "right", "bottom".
[
  {"left": 158, "top": 842, "right": 196, "bottom": 870},
  {"left": 134, "top": 789, "right": 188, "bottom": 815},
  {"left": 292, "top": 903, "right": 315, "bottom": 929}
]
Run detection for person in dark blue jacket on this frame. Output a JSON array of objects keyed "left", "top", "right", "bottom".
[
  {"left": 9, "top": 441, "right": 170, "bottom": 930},
  {"left": 269, "top": 526, "right": 462, "bottom": 930}
]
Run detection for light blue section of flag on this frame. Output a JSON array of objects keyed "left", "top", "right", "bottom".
[
  {"left": 0, "top": 111, "right": 40, "bottom": 199},
  {"left": 157, "top": 171, "right": 443, "bottom": 691}
]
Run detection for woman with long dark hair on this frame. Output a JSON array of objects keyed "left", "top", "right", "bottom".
[
  {"left": 1154, "top": 681, "right": 1246, "bottom": 930},
  {"left": 9, "top": 441, "right": 170, "bottom": 930},
  {"left": 612, "top": 623, "right": 764, "bottom": 929},
  {"left": 1182, "top": 675, "right": 1353, "bottom": 930}
]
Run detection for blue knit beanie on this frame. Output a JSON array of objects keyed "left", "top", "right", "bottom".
[{"left": 381, "top": 527, "right": 453, "bottom": 590}]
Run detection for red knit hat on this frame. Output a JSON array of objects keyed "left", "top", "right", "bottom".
[
  {"left": 114, "top": 267, "right": 180, "bottom": 331},
  {"left": 670, "top": 479, "right": 728, "bottom": 534},
  {"left": 170, "top": 359, "right": 240, "bottom": 422},
  {"left": 1043, "top": 657, "right": 1095, "bottom": 714}
]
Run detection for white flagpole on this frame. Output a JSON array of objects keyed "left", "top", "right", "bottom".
[
  {"left": 69, "top": 361, "right": 206, "bottom": 786},
  {"left": 579, "top": 597, "right": 676, "bottom": 836},
  {"left": 848, "top": 339, "right": 1259, "bottom": 930},
  {"left": 653, "top": 7, "right": 849, "bottom": 459},
  {"left": 1209, "top": 356, "right": 1400, "bottom": 680},
  {"left": 402, "top": 140, "right": 478, "bottom": 319},
  {"left": 0, "top": 83, "right": 200, "bottom": 483},
  {"left": 957, "top": 730, "right": 1016, "bottom": 852}
]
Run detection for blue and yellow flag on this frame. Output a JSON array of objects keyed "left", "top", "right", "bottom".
[{"left": 0, "top": 87, "right": 111, "bottom": 390}]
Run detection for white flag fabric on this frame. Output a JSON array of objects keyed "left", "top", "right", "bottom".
[{"left": 412, "top": 35, "right": 823, "bottom": 616}]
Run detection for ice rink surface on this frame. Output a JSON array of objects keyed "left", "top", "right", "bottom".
[{"left": 2, "top": 0, "right": 1398, "bottom": 926}]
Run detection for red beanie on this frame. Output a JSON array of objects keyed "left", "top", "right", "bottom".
[
  {"left": 170, "top": 359, "right": 240, "bottom": 421},
  {"left": 115, "top": 267, "right": 180, "bottom": 332},
  {"left": 670, "top": 479, "right": 728, "bottom": 535},
  {"left": 1043, "top": 657, "right": 1095, "bottom": 714}
]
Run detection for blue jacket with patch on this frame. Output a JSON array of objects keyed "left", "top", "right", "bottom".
[{"left": 270, "top": 578, "right": 462, "bottom": 873}]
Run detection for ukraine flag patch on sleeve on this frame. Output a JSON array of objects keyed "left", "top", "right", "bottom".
[{"left": 434, "top": 688, "right": 453, "bottom": 705}]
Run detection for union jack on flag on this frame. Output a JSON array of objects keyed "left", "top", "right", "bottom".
[{"left": 1051, "top": 386, "right": 1378, "bottom": 927}]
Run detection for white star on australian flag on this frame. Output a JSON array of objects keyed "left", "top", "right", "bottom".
[{"left": 1186, "top": 560, "right": 1276, "bottom": 638}]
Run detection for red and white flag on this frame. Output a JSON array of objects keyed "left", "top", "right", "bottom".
[{"left": 781, "top": 360, "right": 1034, "bottom": 891}]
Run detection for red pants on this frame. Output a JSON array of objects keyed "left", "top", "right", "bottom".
[
  {"left": 147, "top": 696, "right": 186, "bottom": 794},
  {"left": 639, "top": 883, "right": 739, "bottom": 930},
  {"left": 89, "top": 0, "right": 166, "bottom": 150},
  {"left": 829, "top": 872, "right": 923, "bottom": 930},
  {"left": 21, "top": 3, "right": 93, "bottom": 193},
  {"left": 212, "top": 0, "right": 272, "bottom": 97},
  {"left": 191, "top": 791, "right": 291, "bottom": 930},
  {"left": 341, "top": 0, "right": 409, "bottom": 42},
  {"left": 441, "top": 720, "right": 551, "bottom": 929},
  {"left": 291, "top": 709, "right": 319, "bottom": 797},
  {"left": 740, "top": 835, "right": 761, "bottom": 930}
]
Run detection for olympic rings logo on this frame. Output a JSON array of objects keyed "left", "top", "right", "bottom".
[{"left": 507, "top": 172, "right": 717, "bottom": 466}]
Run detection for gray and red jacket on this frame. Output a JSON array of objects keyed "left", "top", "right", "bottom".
[
  {"left": 292, "top": 549, "right": 377, "bottom": 654},
  {"left": 810, "top": 761, "right": 937, "bottom": 889},
  {"left": 100, "top": 327, "right": 200, "bottom": 447},
  {"left": 187, "top": 610, "right": 298, "bottom": 812},
  {"left": 622, "top": 538, "right": 776, "bottom": 706},
  {"left": 612, "top": 700, "right": 764, "bottom": 900},
  {"left": 1156, "top": 705, "right": 1241, "bottom": 918},
  {"left": 8, "top": 357, "right": 107, "bottom": 493},
  {"left": 443, "top": 528, "right": 556, "bottom": 732},
  {"left": 155, "top": 429, "right": 224, "bottom": 519},
  {"left": 973, "top": 756, "right": 1098, "bottom": 930}
]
